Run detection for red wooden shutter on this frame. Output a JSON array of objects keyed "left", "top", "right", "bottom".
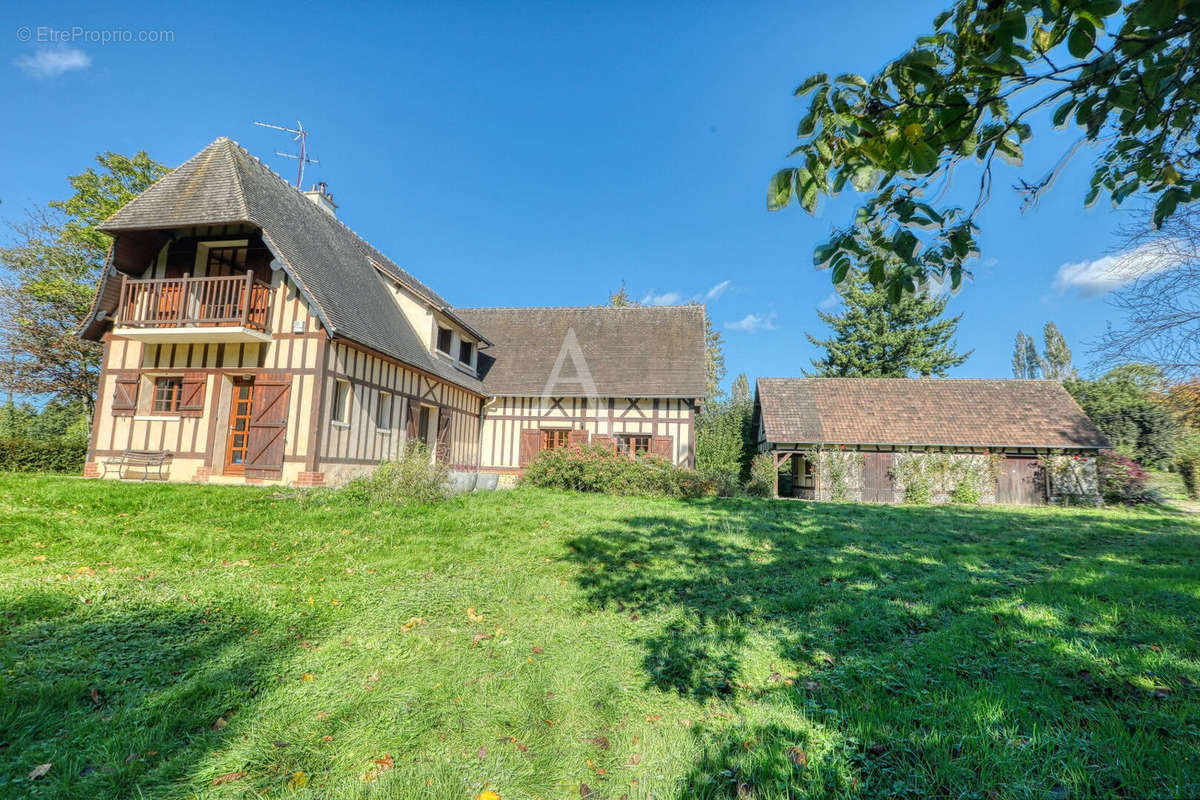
[
  {"left": 435, "top": 412, "right": 451, "bottom": 463},
  {"left": 244, "top": 375, "right": 291, "bottom": 480},
  {"left": 111, "top": 373, "right": 139, "bottom": 416},
  {"left": 567, "top": 429, "right": 589, "bottom": 449},
  {"left": 178, "top": 372, "right": 207, "bottom": 417},
  {"left": 406, "top": 399, "right": 421, "bottom": 440},
  {"left": 651, "top": 435, "right": 674, "bottom": 461},
  {"left": 519, "top": 429, "right": 541, "bottom": 467},
  {"left": 592, "top": 434, "right": 616, "bottom": 453}
]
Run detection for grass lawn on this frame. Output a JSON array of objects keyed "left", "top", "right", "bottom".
[{"left": 1, "top": 475, "right": 1198, "bottom": 799}]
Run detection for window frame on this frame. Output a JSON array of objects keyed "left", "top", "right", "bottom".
[
  {"left": 541, "top": 429, "right": 570, "bottom": 451},
  {"left": 436, "top": 326, "right": 453, "bottom": 355},
  {"left": 458, "top": 338, "right": 474, "bottom": 365},
  {"left": 376, "top": 391, "right": 392, "bottom": 432},
  {"left": 332, "top": 379, "right": 351, "bottom": 425},
  {"left": 151, "top": 375, "right": 184, "bottom": 415},
  {"left": 617, "top": 433, "right": 652, "bottom": 456}
]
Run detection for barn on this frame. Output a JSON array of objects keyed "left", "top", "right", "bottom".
[{"left": 754, "top": 378, "right": 1110, "bottom": 504}]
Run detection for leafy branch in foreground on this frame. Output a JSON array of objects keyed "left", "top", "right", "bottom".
[{"left": 769, "top": 0, "right": 1200, "bottom": 300}]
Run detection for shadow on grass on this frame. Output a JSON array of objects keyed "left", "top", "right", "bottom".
[
  {"left": 0, "top": 593, "right": 296, "bottom": 799},
  {"left": 566, "top": 499, "right": 1200, "bottom": 799}
]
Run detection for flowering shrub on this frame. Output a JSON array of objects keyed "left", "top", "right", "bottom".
[
  {"left": 745, "top": 452, "right": 779, "bottom": 497},
  {"left": 1097, "top": 450, "right": 1152, "bottom": 504},
  {"left": 521, "top": 444, "right": 705, "bottom": 499}
]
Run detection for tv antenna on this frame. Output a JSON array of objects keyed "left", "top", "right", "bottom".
[{"left": 253, "top": 120, "right": 319, "bottom": 188}]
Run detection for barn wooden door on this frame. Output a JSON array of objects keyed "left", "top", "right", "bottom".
[
  {"left": 244, "top": 375, "right": 291, "bottom": 480},
  {"left": 435, "top": 412, "right": 451, "bottom": 463},
  {"left": 996, "top": 457, "right": 1044, "bottom": 505},
  {"left": 861, "top": 452, "right": 894, "bottom": 503}
]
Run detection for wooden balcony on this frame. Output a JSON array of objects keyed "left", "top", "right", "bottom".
[{"left": 113, "top": 272, "right": 273, "bottom": 344}]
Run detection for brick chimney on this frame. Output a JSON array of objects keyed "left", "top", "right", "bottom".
[{"left": 303, "top": 181, "right": 338, "bottom": 217}]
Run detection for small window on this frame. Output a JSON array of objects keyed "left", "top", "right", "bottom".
[
  {"left": 332, "top": 379, "right": 351, "bottom": 424},
  {"left": 541, "top": 429, "right": 570, "bottom": 451},
  {"left": 436, "top": 327, "right": 453, "bottom": 354},
  {"left": 418, "top": 405, "right": 432, "bottom": 445},
  {"left": 459, "top": 339, "right": 474, "bottom": 365},
  {"left": 377, "top": 392, "right": 392, "bottom": 430},
  {"left": 618, "top": 434, "right": 651, "bottom": 456},
  {"left": 152, "top": 376, "right": 183, "bottom": 414}
]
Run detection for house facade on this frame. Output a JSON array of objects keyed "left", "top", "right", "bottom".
[
  {"left": 755, "top": 378, "right": 1110, "bottom": 504},
  {"left": 80, "top": 138, "right": 707, "bottom": 486}
]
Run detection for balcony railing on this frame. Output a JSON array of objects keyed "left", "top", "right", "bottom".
[{"left": 117, "top": 272, "right": 272, "bottom": 332}]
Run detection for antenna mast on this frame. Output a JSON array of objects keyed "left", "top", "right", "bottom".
[{"left": 252, "top": 120, "right": 319, "bottom": 188}]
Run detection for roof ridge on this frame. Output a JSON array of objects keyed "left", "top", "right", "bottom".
[
  {"left": 757, "top": 376, "right": 1058, "bottom": 383},
  {"left": 460, "top": 304, "right": 703, "bottom": 312}
]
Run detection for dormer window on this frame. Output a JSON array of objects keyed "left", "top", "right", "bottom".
[
  {"left": 458, "top": 340, "right": 473, "bottom": 365},
  {"left": 436, "top": 326, "right": 453, "bottom": 355}
]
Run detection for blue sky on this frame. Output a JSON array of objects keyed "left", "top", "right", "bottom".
[{"left": 3, "top": 1, "right": 1141, "bottom": 392}]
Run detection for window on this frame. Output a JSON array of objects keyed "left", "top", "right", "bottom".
[
  {"left": 541, "top": 429, "right": 569, "bottom": 451},
  {"left": 152, "top": 376, "right": 183, "bottom": 414},
  {"left": 376, "top": 392, "right": 392, "bottom": 430},
  {"left": 332, "top": 379, "right": 351, "bottom": 424},
  {"left": 458, "top": 339, "right": 474, "bottom": 365},
  {"left": 617, "top": 433, "right": 651, "bottom": 456},
  {"left": 436, "top": 326, "right": 453, "bottom": 354},
  {"left": 418, "top": 405, "right": 431, "bottom": 445},
  {"left": 205, "top": 245, "right": 248, "bottom": 277}
]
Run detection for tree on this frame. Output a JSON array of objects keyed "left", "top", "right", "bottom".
[
  {"left": 0, "top": 151, "right": 166, "bottom": 413},
  {"left": 608, "top": 281, "right": 634, "bottom": 307},
  {"left": 1065, "top": 364, "right": 1180, "bottom": 468},
  {"left": 769, "top": 1, "right": 1200, "bottom": 301},
  {"left": 730, "top": 373, "right": 751, "bottom": 404},
  {"left": 1012, "top": 331, "right": 1040, "bottom": 378},
  {"left": 1041, "top": 321, "right": 1076, "bottom": 379},
  {"left": 1094, "top": 204, "right": 1200, "bottom": 376},
  {"left": 807, "top": 271, "right": 971, "bottom": 377}
]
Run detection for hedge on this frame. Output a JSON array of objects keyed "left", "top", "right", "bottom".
[{"left": 0, "top": 437, "right": 88, "bottom": 473}]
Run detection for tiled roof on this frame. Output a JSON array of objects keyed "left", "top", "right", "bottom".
[
  {"left": 457, "top": 306, "right": 708, "bottom": 398},
  {"left": 91, "top": 138, "right": 484, "bottom": 394},
  {"left": 756, "top": 377, "right": 1109, "bottom": 449}
]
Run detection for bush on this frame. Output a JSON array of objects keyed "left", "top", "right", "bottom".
[
  {"left": 521, "top": 444, "right": 704, "bottom": 499},
  {"left": 0, "top": 436, "right": 88, "bottom": 473},
  {"left": 744, "top": 452, "right": 778, "bottom": 498},
  {"left": 695, "top": 398, "right": 754, "bottom": 494},
  {"left": 1097, "top": 450, "right": 1153, "bottom": 504},
  {"left": 949, "top": 480, "right": 981, "bottom": 504},
  {"left": 340, "top": 443, "right": 449, "bottom": 504}
]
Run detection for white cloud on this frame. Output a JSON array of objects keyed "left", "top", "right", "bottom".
[
  {"left": 725, "top": 312, "right": 777, "bottom": 333},
  {"left": 641, "top": 290, "right": 683, "bottom": 306},
  {"left": 1053, "top": 239, "right": 1184, "bottom": 298},
  {"left": 704, "top": 280, "right": 731, "bottom": 301},
  {"left": 16, "top": 47, "right": 91, "bottom": 78},
  {"left": 818, "top": 292, "right": 840, "bottom": 311}
]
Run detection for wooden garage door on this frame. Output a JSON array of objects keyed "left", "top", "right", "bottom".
[
  {"left": 996, "top": 457, "right": 1044, "bottom": 505},
  {"left": 862, "top": 452, "right": 894, "bottom": 503}
]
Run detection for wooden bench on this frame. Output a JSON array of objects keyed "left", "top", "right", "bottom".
[{"left": 102, "top": 450, "right": 172, "bottom": 481}]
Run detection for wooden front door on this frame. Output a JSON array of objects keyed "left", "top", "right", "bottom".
[
  {"left": 861, "top": 452, "right": 895, "bottom": 503},
  {"left": 224, "top": 378, "right": 254, "bottom": 474},
  {"left": 244, "top": 375, "right": 291, "bottom": 480},
  {"left": 997, "top": 457, "right": 1044, "bottom": 505}
]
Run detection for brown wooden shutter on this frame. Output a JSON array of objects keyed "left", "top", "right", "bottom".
[
  {"left": 111, "top": 373, "right": 139, "bottom": 416},
  {"left": 567, "top": 429, "right": 589, "bottom": 449},
  {"left": 592, "top": 434, "right": 616, "bottom": 453},
  {"left": 244, "top": 375, "right": 291, "bottom": 480},
  {"left": 651, "top": 435, "right": 674, "bottom": 461},
  {"left": 406, "top": 399, "right": 421, "bottom": 440},
  {"left": 435, "top": 412, "right": 451, "bottom": 463},
  {"left": 519, "top": 428, "right": 541, "bottom": 467},
  {"left": 178, "top": 372, "right": 207, "bottom": 417}
]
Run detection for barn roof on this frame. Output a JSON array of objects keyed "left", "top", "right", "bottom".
[
  {"left": 756, "top": 378, "right": 1109, "bottom": 449},
  {"left": 457, "top": 305, "right": 708, "bottom": 399},
  {"left": 86, "top": 137, "right": 486, "bottom": 394}
]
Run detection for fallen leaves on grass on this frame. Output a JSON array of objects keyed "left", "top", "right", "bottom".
[
  {"left": 478, "top": 791, "right": 501, "bottom": 800},
  {"left": 212, "top": 716, "right": 228, "bottom": 731},
  {"left": 401, "top": 616, "right": 426, "bottom": 631},
  {"left": 589, "top": 736, "right": 610, "bottom": 750},
  {"left": 468, "top": 607, "right": 484, "bottom": 623},
  {"left": 362, "top": 754, "right": 394, "bottom": 782},
  {"left": 287, "top": 770, "right": 308, "bottom": 789},
  {"left": 28, "top": 763, "right": 52, "bottom": 780},
  {"left": 212, "top": 771, "right": 246, "bottom": 786},
  {"left": 532, "top": 645, "right": 544, "bottom": 654},
  {"left": 786, "top": 746, "right": 808, "bottom": 767},
  {"left": 90, "top": 688, "right": 101, "bottom": 705},
  {"left": 472, "top": 633, "right": 493, "bottom": 647}
]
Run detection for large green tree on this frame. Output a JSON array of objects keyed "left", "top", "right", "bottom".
[
  {"left": 0, "top": 151, "right": 166, "bottom": 413},
  {"left": 1041, "top": 321, "right": 1076, "bottom": 379},
  {"left": 1065, "top": 363, "right": 1180, "bottom": 467},
  {"left": 807, "top": 271, "right": 971, "bottom": 377},
  {"left": 770, "top": 0, "right": 1200, "bottom": 299},
  {"left": 1012, "top": 331, "right": 1041, "bottom": 378}
]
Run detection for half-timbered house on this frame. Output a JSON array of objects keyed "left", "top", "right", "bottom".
[
  {"left": 755, "top": 378, "right": 1110, "bottom": 504},
  {"left": 80, "top": 137, "right": 707, "bottom": 486}
]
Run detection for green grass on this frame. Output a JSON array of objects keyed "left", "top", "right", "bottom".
[{"left": 1, "top": 474, "right": 1198, "bottom": 800}]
